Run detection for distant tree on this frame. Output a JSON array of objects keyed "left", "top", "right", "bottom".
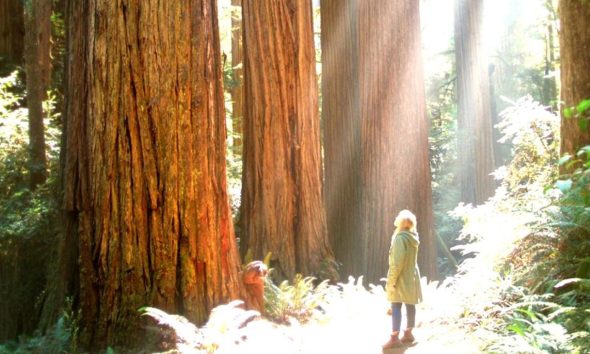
[
  {"left": 322, "top": 0, "right": 438, "bottom": 282},
  {"left": 541, "top": 0, "right": 558, "bottom": 109},
  {"left": 0, "top": 0, "right": 24, "bottom": 67},
  {"left": 43, "top": 1, "right": 243, "bottom": 350},
  {"left": 231, "top": 0, "right": 244, "bottom": 155},
  {"left": 24, "top": 0, "right": 52, "bottom": 190},
  {"left": 454, "top": 0, "right": 495, "bottom": 204},
  {"left": 240, "top": 0, "right": 336, "bottom": 280},
  {"left": 559, "top": 0, "right": 590, "bottom": 156}
]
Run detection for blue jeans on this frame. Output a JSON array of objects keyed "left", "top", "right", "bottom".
[{"left": 391, "top": 303, "right": 416, "bottom": 332}]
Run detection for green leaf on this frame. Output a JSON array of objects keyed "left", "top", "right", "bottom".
[
  {"left": 558, "top": 154, "right": 572, "bottom": 166},
  {"left": 576, "top": 99, "right": 590, "bottom": 114},
  {"left": 577, "top": 145, "right": 590, "bottom": 158},
  {"left": 578, "top": 118, "right": 589, "bottom": 131},
  {"left": 564, "top": 107, "right": 574, "bottom": 118},
  {"left": 555, "top": 179, "right": 573, "bottom": 193},
  {"left": 507, "top": 323, "right": 526, "bottom": 337}
]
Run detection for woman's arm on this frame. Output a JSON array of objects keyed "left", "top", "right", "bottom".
[{"left": 388, "top": 234, "right": 407, "bottom": 286}]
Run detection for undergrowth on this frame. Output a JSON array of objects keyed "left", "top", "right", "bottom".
[
  {"left": 445, "top": 97, "right": 590, "bottom": 353},
  {"left": 0, "top": 71, "right": 62, "bottom": 348}
]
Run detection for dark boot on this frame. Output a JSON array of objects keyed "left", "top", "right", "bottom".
[
  {"left": 400, "top": 328, "right": 415, "bottom": 344},
  {"left": 382, "top": 332, "right": 401, "bottom": 349}
]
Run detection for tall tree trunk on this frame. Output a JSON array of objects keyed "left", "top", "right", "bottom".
[
  {"left": 45, "top": 0, "right": 243, "bottom": 350},
  {"left": 0, "top": 0, "right": 24, "bottom": 66},
  {"left": 240, "top": 0, "right": 336, "bottom": 281},
  {"left": 455, "top": 0, "right": 495, "bottom": 205},
  {"left": 322, "top": 0, "right": 438, "bottom": 283},
  {"left": 559, "top": 0, "right": 590, "bottom": 156},
  {"left": 231, "top": 0, "right": 244, "bottom": 155},
  {"left": 24, "top": 0, "right": 52, "bottom": 190},
  {"left": 321, "top": 0, "right": 364, "bottom": 278}
]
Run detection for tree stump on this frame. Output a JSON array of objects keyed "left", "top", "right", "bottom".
[{"left": 242, "top": 261, "right": 268, "bottom": 313}]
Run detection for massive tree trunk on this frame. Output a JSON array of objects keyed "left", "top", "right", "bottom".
[
  {"left": 240, "top": 0, "right": 336, "bottom": 281},
  {"left": 0, "top": 0, "right": 24, "bottom": 66},
  {"left": 45, "top": 0, "right": 243, "bottom": 350},
  {"left": 454, "top": 0, "right": 495, "bottom": 205},
  {"left": 322, "top": 0, "right": 438, "bottom": 283},
  {"left": 322, "top": 0, "right": 364, "bottom": 279},
  {"left": 559, "top": 0, "right": 590, "bottom": 156},
  {"left": 24, "top": 0, "right": 52, "bottom": 190},
  {"left": 231, "top": 0, "right": 244, "bottom": 155}
]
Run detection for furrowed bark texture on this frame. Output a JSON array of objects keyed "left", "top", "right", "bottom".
[
  {"left": 240, "top": 0, "right": 336, "bottom": 280},
  {"left": 0, "top": 0, "right": 24, "bottom": 65},
  {"left": 559, "top": 0, "right": 590, "bottom": 156},
  {"left": 322, "top": 0, "right": 437, "bottom": 283},
  {"left": 53, "top": 0, "right": 242, "bottom": 349},
  {"left": 454, "top": 0, "right": 495, "bottom": 204},
  {"left": 24, "top": 0, "right": 52, "bottom": 190}
]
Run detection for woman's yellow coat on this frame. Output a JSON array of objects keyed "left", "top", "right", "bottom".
[{"left": 386, "top": 231, "right": 423, "bottom": 304}]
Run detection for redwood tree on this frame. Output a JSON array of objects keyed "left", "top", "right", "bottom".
[
  {"left": 240, "top": 0, "right": 336, "bottom": 280},
  {"left": 454, "top": 0, "right": 495, "bottom": 204},
  {"left": 46, "top": 0, "right": 242, "bottom": 349},
  {"left": 559, "top": 0, "right": 590, "bottom": 156},
  {"left": 231, "top": 0, "right": 244, "bottom": 154},
  {"left": 0, "top": 0, "right": 24, "bottom": 66},
  {"left": 322, "top": 0, "right": 437, "bottom": 283},
  {"left": 24, "top": 0, "right": 52, "bottom": 190}
]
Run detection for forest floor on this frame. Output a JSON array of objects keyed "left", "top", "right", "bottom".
[
  {"left": 381, "top": 322, "right": 481, "bottom": 354},
  {"left": 193, "top": 277, "right": 490, "bottom": 354}
]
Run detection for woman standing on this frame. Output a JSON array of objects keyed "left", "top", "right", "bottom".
[{"left": 382, "top": 210, "right": 423, "bottom": 349}]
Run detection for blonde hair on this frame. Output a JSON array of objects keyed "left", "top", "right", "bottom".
[{"left": 394, "top": 209, "right": 417, "bottom": 234}]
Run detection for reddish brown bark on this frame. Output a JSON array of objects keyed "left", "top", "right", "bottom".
[
  {"left": 47, "top": 0, "right": 243, "bottom": 350},
  {"left": 322, "top": 0, "right": 438, "bottom": 283},
  {"left": 24, "top": 0, "right": 52, "bottom": 190},
  {"left": 455, "top": 0, "right": 496, "bottom": 204},
  {"left": 0, "top": 0, "right": 24, "bottom": 66},
  {"left": 240, "top": 0, "right": 336, "bottom": 281},
  {"left": 559, "top": 0, "right": 590, "bottom": 156},
  {"left": 242, "top": 261, "right": 268, "bottom": 313}
]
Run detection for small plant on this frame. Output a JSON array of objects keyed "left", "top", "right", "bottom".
[
  {"left": 563, "top": 99, "right": 590, "bottom": 131},
  {"left": 264, "top": 274, "right": 331, "bottom": 324},
  {"left": 0, "top": 300, "right": 80, "bottom": 354},
  {"left": 496, "top": 293, "right": 574, "bottom": 353}
]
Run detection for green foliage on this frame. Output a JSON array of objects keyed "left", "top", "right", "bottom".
[
  {"left": 485, "top": 289, "right": 577, "bottom": 354},
  {"left": 425, "top": 44, "right": 463, "bottom": 276},
  {"left": 446, "top": 97, "right": 589, "bottom": 352},
  {"left": 563, "top": 99, "right": 590, "bottom": 131},
  {"left": 0, "top": 71, "right": 61, "bottom": 242},
  {"left": 496, "top": 96, "right": 560, "bottom": 205},
  {"left": 0, "top": 71, "right": 62, "bottom": 347},
  {"left": 0, "top": 300, "right": 79, "bottom": 354},
  {"left": 492, "top": 98, "right": 590, "bottom": 352},
  {"left": 264, "top": 275, "right": 331, "bottom": 324}
]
